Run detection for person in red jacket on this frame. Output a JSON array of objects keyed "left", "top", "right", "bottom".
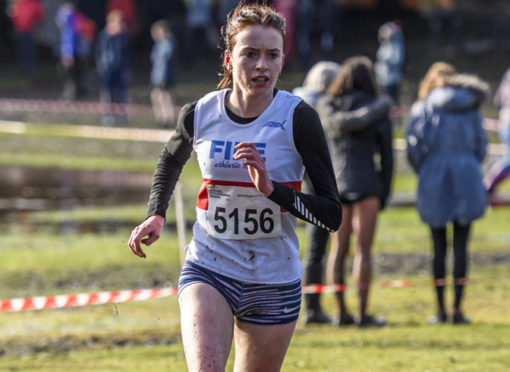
[{"left": 10, "top": 0, "right": 45, "bottom": 76}]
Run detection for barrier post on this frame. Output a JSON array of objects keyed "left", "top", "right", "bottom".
[{"left": 174, "top": 182, "right": 187, "bottom": 265}]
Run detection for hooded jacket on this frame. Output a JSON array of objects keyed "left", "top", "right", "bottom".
[{"left": 406, "top": 74, "right": 488, "bottom": 227}]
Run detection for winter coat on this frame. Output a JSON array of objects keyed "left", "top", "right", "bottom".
[
  {"left": 95, "top": 29, "right": 130, "bottom": 75},
  {"left": 150, "top": 38, "right": 176, "bottom": 87},
  {"left": 317, "top": 92, "right": 394, "bottom": 209},
  {"left": 406, "top": 74, "right": 488, "bottom": 228}
]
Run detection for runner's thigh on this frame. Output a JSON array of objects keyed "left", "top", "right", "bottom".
[
  {"left": 179, "top": 283, "right": 234, "bottom": 372},
  {"left": 233, "top": 320, "right": 296, "bottom": 372}
]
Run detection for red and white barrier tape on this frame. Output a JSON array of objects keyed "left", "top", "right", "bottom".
[
  {"left": 0, "top": 281, "right": 412, "bottom": 313},
  {"left": 302, "top": 284, "right": 346, "bottom": 294},
  {"left": 0, "top": 288, "right": 178, "bottom": 313},
  {"left": 380, "top": 280, "right": 412, "bottom": 288}
]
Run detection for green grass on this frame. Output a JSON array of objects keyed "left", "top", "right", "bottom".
[
  {"left": 391, "top": 172, "right": 417, "bottom": 193},
  {"left": 375, "top": 205, "right": 510, "bottom": 253},
  {"left": 0, "top": 231, "right": 182, "bottom": 299}
]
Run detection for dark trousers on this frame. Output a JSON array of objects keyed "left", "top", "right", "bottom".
[
  {"left": 16, "top": 32, "right": 37, "bottom": 76},
  {"left": 430, "top": 221, "right": 471, "bottom": 311},
  {"left": 304, "top": 223, "right": 330, "bottom": 311}
]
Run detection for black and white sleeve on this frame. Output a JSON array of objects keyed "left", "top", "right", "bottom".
[{"left": 267, "top": 101, "right": 342, "bottom": 231}]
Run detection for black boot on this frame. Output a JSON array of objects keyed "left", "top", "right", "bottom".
[
  {"left": 304, "top": 293, "right": 332, "bottom": 324},
  {"left": 304, "top": 263, "right": 331, "bottom": 324}
]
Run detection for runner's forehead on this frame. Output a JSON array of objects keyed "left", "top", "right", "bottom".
[{"left": 233, "top": 25, "right": 284, "bottom": 52}]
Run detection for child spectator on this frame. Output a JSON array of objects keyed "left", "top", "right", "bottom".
[
  {"left": 374, "top": 21, "right": 406, "bottom": 105},
  {"left": 150, "top": 20, "right": 177, "bottom": 128},
  {"left": 95, "top": 10, "right": 131, "bottom": 126}
]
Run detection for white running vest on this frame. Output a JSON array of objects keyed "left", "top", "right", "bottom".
[{"left": 186, "top": 89, "right": 305, "bottom": 283}]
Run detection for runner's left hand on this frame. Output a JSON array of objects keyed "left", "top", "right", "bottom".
[{"left": 233, "top": 142, "right": 274, "bottom": 196}]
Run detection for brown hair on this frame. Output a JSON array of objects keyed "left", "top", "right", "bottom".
[
  {"left": 217, "top": 3, "right": 286, "bottom": 90},
  {"left": 417, "top": 62, "right": 456, "bottom": 100},
  {"left": 327, "top": 56, "right": 378, "bottom": 98}
]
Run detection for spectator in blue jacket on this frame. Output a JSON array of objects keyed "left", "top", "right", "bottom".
[
  {"left": 96, "top": 10, "right": 131, "bottom": 126},
  {"left": 374, "top": 21, "right": 406, "bottom": 105},
  {"left": 150, "top": 19, "right": 177, "bottom": 127},
  {"left": 56, "top": 3, "right": 94, "bottom": 100},
  {"left": 406, "top": 62, "right": 488, "bottom": 325}
]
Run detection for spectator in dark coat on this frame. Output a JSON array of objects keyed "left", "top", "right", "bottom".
[
  {"left": 96, "top": 10, "right": 131, "bottom": 126},
  {"left": 294, "top": 60, "right": 391, "bottom": 325},
  {"left": 317, "top": 56, "right": 394, "bottom": 328}
]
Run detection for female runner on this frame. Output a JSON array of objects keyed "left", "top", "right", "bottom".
[{"left": 128, "top": 4, "right": 342, "bottom": 371}]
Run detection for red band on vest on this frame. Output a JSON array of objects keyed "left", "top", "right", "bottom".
[{"left": 196, "top": 178, "right": 302, "bottom": 211}]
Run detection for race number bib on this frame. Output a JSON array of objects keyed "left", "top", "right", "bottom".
[{"left": 206, "top": 184, "right": 281, "bottom": 240}]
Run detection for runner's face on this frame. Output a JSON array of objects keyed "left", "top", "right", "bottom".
[{"left": 226, "top": 25, "right": 284, "bottom": 98}]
